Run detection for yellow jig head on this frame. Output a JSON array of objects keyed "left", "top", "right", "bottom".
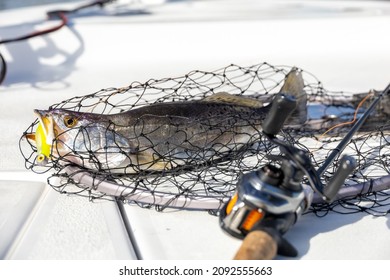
[
  {"left": 25, "top": 120, "right": 52, "bottom": 166},
  {"left": 35, "top": 122, "right": 51, "bottom": 165}
]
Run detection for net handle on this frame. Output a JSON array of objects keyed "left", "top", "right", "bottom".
[
  {"left": 233, "top": 230, "right": 277, "bottom": 260},
  {"left": 311, "top": 174, "right": 390, "bottom": 204},
  {"left": 65, "top": 166, "right": 390, "bottom": 210},
  {"left": 65, "top": 166, "right": 228, "bottom": 210}
]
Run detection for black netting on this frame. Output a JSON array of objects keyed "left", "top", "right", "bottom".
[{"left": 19, "top": 62, "right": 390, "bottom": 215}]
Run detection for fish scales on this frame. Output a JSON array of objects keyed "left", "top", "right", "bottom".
[
  {"left": 32, "top": 96, "right": 269, "bottom": 173},
  {"left": 27, "top": 68, "right": 305, "bottom": 173}
]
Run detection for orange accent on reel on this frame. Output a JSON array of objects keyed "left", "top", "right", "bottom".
[
  {"left": 226, "top": 193, "right": 238, "bottom": 215},
  {"left": 241, "top": 209, "right": 264, "bottom": 232}
]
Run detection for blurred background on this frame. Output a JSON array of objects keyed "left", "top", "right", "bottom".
[{"left": 0, "top": 0, "right": 80, "bottom": 10}]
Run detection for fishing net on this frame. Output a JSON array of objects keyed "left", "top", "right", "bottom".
[{"left": 19, "top": 62, "right": 390, "bottom": 215}]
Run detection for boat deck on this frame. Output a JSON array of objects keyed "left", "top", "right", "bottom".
[{"left": 1, "top": 0, "right": 390, "bottom": 259}]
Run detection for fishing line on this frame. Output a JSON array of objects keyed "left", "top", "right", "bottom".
[
  {"left": 319, "top": 91, "right": 375, "bottom": 138},
  {"left": 0, "top": 51, "right": 6, "bottom": 85},
  {"left": 0, "top": 0, "right": 115, "bottom": 86}
]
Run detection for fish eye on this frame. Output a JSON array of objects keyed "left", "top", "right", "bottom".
[{"left": 63, "top": 115, "right": 78, "bottom": 128}]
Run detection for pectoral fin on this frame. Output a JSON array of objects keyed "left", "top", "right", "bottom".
[{"left": 135, "top": 151, "right": 178, "bottom": 171}]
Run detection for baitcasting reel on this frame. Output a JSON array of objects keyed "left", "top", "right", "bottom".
[{"left": 220, "top": 93, "right": 357, "bottom": 258}]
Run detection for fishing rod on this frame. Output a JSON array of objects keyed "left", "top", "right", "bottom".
[{"left": 219, "top": 83, "right": 390, "bottom": 259}]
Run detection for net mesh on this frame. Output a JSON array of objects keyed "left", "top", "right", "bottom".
[{"left": 19, "top": 62, "right": 390, "bottom": 215}]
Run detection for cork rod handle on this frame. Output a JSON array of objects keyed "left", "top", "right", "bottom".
[{"left": 234, "top": 230, "right": 278, "bottom": 260}]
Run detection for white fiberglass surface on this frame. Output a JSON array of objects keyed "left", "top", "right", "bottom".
[{"left": 0, "top": 0, "right": 389, "bottom": 259}]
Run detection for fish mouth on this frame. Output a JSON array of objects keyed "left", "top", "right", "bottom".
[
  {"left": 34, "top": 109, "right": 55, "bottom": 145},
  {"left": 31, "top": 109, "right": 56, "bottom": 165}
]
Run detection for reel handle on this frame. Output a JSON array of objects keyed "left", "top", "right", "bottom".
[
  {"left": 262, "top": 93, "right": 297, "bottom": 136},
  {"left": 323, "top": 155, "right": 357, "bottom": 202},
  {"left": 234, "top": 230, "right": 277, "bottom": 260}
]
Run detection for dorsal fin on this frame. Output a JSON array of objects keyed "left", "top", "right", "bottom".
[{"left": 203, "top": 92, "right": 263, "bottom": 108}]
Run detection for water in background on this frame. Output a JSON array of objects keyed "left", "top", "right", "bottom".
[{"left": 0, "top": 0, "right": 80, "bottom": 10}]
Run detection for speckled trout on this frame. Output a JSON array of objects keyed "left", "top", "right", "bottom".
[{"left": 26, "top": 70, "right": 305, "bottom": 173}]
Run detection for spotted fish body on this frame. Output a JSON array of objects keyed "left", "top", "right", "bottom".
[
  {"left": 33, "top": 93, "right": 269, "bottom": 173},
  {"left": 29, "top": 69, "right": 305, "bottom": 174}
]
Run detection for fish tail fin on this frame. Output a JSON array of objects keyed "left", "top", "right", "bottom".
[{"left": 279, "top": 67, "right": 307, "bottom": 124}]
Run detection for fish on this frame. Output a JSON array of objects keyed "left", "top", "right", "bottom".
[
  {"left": 25, "top": 69, "right": 306, "bottom": 174},
  {"left": 29, "top": 93, "right": 268, "bottom": 173}
]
